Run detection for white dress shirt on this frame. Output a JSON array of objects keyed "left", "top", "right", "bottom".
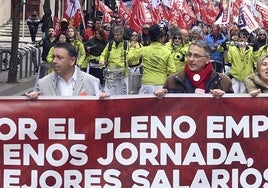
[{"left": 57, "top": 67, "right": 77, "bottom": 96}]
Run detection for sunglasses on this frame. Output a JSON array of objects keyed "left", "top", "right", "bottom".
[
  {"left": 131, "top": 34, "right": 138, "bottom": 37},
  {"left": 174, "top": 37, "right": 182, "bottom": 40},
  {"left": 259, "top": 34, "right": 266, "bottom": 36}
]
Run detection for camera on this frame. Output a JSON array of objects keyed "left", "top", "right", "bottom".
[{"left": 177, "top": 54, "right": 185, "bottom": 62}]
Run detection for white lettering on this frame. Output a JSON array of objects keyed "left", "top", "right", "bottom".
[{"left": 49, "top": 118, "right": 85, "bottom": 140}]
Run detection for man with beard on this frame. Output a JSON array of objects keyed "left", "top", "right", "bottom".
[{"left": 99, "top": 26, "right": 132, "bottom": 95}]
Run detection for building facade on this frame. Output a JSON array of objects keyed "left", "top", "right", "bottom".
[{"left": 0, "top": 0, "right": 90, "bottom": 26}]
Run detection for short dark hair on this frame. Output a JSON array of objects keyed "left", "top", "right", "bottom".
[
  {"left": 54, "top": 42, "right": 77, "bottom": 58},
  {"left": 190, "top": 40, "right": 211, "bottom": 56}
]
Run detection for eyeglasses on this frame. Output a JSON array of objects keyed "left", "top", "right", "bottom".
[
  {"left": 186, "top": 52, "right": 208, "bottom": 59},
  {"left": 131, "top": 34, "right": 138, "bottom": 37},
  {"left": 174, "top": 37, "right": 182, "bottom": 40}
]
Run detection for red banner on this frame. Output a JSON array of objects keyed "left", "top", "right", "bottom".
[
  {"left": 255, "top": 1, "right": 268, "bottom": 28},
  {"left": 0, "top": 95, "right": 268, "bottom": 187},
  {"left": 118, "top": 0, "right": 130, "bottom": 23}
]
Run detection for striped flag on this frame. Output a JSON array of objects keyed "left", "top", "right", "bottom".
[
  {"left": 64, "top": 0, "right": 82, "bottom": 27},
  {"left": 238, "top": 5, "right": 259, "bottom": 33}
]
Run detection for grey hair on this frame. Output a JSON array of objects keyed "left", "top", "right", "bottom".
[
  {"left": 113, "top": 26, "right": 124, "bottom": 34},
  {"left": 190, "top": 40, "right": 212, "bottom": 56},
  {"left": 191, "top": 26, "right": 203, "bottom": 37}
]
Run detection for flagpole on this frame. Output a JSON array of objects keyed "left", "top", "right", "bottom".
[
  {"left": 70, "top": 5, "right": 75, "bottom": 19},
  {"left": 84, "top": 0, "right": 87, "bottom": 10},
  {"left": 93, "top": 0, "right": 96, "bottom": 21}
]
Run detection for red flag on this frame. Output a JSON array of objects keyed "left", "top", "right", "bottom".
[
  {"left": 181, "top": 0, "right": 197, "bottom": 25},
  {"left": 169, "top": 1, "right": 194, "bottom": 30},
  {"left": 255, "top": 1, "right": 268, "bottom": 28},
  {"left": 232, "top": 2, "right": 240, "bottom": 17},
  {"left": 95, "top": 0, "right": 113, "bottom": 23},
  {"left": 230, "top": 1, "right": 240, "bottom": 24},
  {"left": 150, "top": 8, "right": 161, "bottom": 24},
  {"left": 192, "top": 0, "right": 201, "bottom": 19},
  {"left": 64, "top": 0, "right": 82, "bottom": 27},
  {"left": 118, "top": 1, "right": 130, "bottom": 23},
  {"left": 53, "top": 16, "right": 61, "bottom": 34},
  {"left": 254, "top": 15, "right": 264, "bottom": 28},
  {"left": 129, "top": 0, "right": 147, "bottom": 32},
  {"left": 201, "top": 0, "right": 219, "bottom": 25},
  {"left": 197, "top": 0, "right": 207, "bottom": 22},
  {"left": 160, "top": 4, "right": 171, "bottom": 21},
  {"left": 168, "top": 2, "right": 187, "bottom": 29}
]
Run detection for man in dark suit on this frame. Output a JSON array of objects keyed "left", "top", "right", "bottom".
[{"left": 26, "top": 43, "right": 109, "bottom": 99}]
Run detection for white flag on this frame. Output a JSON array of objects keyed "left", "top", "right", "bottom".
[{"left": 241, "top": 5, "right": 259, "bottom": 33}]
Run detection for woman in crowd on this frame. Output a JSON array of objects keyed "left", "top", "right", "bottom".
[
  {"left": 83, "top": 28, "right": 108, "bottom": 85},
  {"left": 225, "top": 29, "right": 254, "bottom": 93},
  {"left": 128, "top": 30, "right": 143, "bottom": 73},
  {"left": 67, "top": 26, "right": 86, "bottom": 68},
  {"left": 166, "top": 31, "right": 188, "bottom": 73},
  {"left": 128, "top": 30, "right": 144, "bottom": 94},
  {"left": 46, "top": 32, "right": 70, "bottom": 73},
  {"left": 245, "top": 54, "right": 268, "bottom": 96},
  {"left": 190, "top": 26, "right": 204, "bottom": 41}
]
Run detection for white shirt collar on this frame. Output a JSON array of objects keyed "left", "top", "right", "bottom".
[{"left": 57, "top": 66, "right": 78, "bottom": 96}]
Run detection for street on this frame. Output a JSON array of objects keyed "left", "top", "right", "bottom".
[{"left": 0, "top": 36, "right": 41, "bottom": 96}]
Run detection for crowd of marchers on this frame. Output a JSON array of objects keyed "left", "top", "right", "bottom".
[{"left": 26, "top": 12, "right": 268, "bottom": 99}]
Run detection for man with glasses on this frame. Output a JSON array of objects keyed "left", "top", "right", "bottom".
[{"left": 154, "top": 40, "right": 233, "bottom": 99}]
